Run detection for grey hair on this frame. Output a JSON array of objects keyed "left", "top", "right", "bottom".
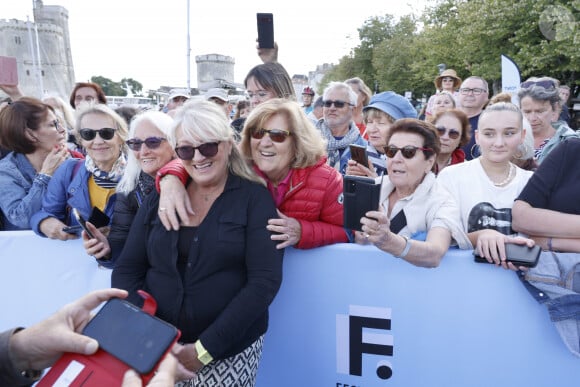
[
  {"left": 517, "top": 76, "right": 561, "bottom": 111},
  {"left": 461, "top": 76, "right": 489, "bottom": 93},
  {"left": 323, "top": 81, "right": 358, "bottom": 107},
  {"left": 116, "top": 111, "right": 175, "bottom": 194}
]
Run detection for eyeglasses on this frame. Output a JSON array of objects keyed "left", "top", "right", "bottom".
[
  {"left": 520, "top": 80, "right": 556, "bottom": 90},
  {"left": 435, "top": 126, "right": 461, "bottom": 140},
  {"left": 384, "top": 145, "right": 433, "bottom": 159},
  {"left": 250, "top": 128, "right": 291, "bottom": 143},
  {"left": 174, "top": 142, "right": 220, "bottom": 161},
  {"left": 323, "top": 100, "right": 353, "bottom": 108},
  {"left": 50, "top": 120, "right": 62, "bottom": 131},
  {"left": 459, "top": 88, "right": 486, "bottom": 95},
  {"left": 79, "top": 127, "right": 116, "bottom": 141},
  {"left": 126, "top": 137, "right": 167, "bottom": 151}
]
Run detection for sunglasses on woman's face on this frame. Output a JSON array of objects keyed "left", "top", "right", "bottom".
[
  {"left": 126, "top": 137, "right": 167, "bottom": 151},
  {"left": 250, "top": 128, "right": 291, "bottom": 143},
  {"left": 79, "top": 127, "right": 116, "bottom": 141},
  {"left": 435, "top": 126, "right": 461, "bottom": 140},
  {"left": 174, "top": 142, "right": 220, "bottom": 161},
  {"left": 384, "top": 145, "right": 432, "bottom": 159}
]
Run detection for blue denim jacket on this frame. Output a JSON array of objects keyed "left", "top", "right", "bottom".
[
  {"left": 0, "top": 152, "right": 52, "bottom": 230},
  {"left": 521, "top": 251, "right": 580, "bottom": 357},
  {"left": 30, "top": 158, "right": 117, "bottom": 236}
]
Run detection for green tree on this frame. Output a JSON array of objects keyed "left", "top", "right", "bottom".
[
  {"left": 121, "top": 78, "right": 143, "bottom": 96},
  {"left": 90, "top": 76, "right": 124, "bottom": 96}
]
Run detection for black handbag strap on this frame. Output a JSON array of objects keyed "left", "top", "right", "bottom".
[{"left": 390, "top": 210, "right": 407, "bottom": 234}]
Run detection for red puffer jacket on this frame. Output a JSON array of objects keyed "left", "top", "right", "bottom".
[
  {"left": 276, "top": 157, "right": 348, "bottom": 249},
  {"left": 155, "top": 158, "right": 348, "bottom": 249}
]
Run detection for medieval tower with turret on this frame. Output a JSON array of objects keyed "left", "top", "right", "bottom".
[{"left": 0, "top": 0, "right": 75, "bottom": 99}]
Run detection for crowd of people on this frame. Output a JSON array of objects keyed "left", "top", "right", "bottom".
[{"left": 0, "top": 44, "right": 579, "bottom": 385}]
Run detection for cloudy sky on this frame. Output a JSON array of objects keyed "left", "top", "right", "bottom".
[{"left": 4, "top": 0, "right": 431, "bottom": 91}]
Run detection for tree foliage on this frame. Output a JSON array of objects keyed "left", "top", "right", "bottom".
[
  {"left": 89, "top": 75, "right": 144, "bottom": 96},
  {"left": 325, "top": 0, "right": 579, "bottom": 98}
]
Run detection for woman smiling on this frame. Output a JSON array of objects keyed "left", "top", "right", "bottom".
[
  {"left": 31, "top": 104, "right": 128, "bottom": 240},
  {"left": 356, "top": 119, "right": 470, "bottom": 268}
]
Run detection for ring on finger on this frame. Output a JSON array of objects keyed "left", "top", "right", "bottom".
[{"left": 159, "top": 207, "right": 167, "bottom": 212}]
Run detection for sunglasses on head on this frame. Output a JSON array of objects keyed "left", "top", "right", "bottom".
[
  {"left": 126, "top": 136, "right": 167, "bottom": 151},
  {"left": 174, "top": 142, "right": 220, "bottom": 161},
  {"left": 435, "top": 126, "right": 461, "bottom": 140},
  {"left": 323, "top": 100, "right": 352, "bottom": 108},
  {"left": 250, "top": 128, "right": 291, "bottom": 143},
  {"left": 520, "top": 80, "right": 556, "bottom": 90},
  {"left": 79, "top": 127, "right": 116, "bottom": 141},
  {"left": 384, "top": 145, "right": 433, "bottom": 159}
]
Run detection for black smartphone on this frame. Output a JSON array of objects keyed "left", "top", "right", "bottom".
[
  {"left": 83, "top": 298, "right": 180, "bottom": 374},
  {"left": 343, "top": 175, "right": 381, "bottom": 231},
  {"left": 62, "top": 225, "right": 82, "bottom": 234},
  {"left": 473, "top": 243, "right": 541, "bottom": 268},
  {"left": 350, "top": 144, "right": 369, "bottom": 167},
  {"left": 257, "top": 13, "right": 274, "bottom": 49},
  {"left": 72, "top": 208, "right": 95, "bottom": 239}
]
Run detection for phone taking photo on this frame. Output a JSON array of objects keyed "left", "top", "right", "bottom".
[
  {"left": 0, "top": 56, "right": 18, "bottom": 86},
  {"left": 257, "top": 13, "right": 274, "bottom": 49},
  {"left": 83, "top": 298, "right": 180, "bottom": 374},
  {"left": 350, "top": 144, "right": 369, "bottom": 167}
]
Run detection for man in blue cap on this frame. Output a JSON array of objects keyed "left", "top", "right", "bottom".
[{"left": 345, "top": 91, "right": 417, "bottom": 178}]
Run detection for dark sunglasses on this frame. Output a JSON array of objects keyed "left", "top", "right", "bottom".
[
  {"left": 323, "top": 100, "right": 352, "bottom": 108},
  {"left": 126, "top": 137, "right": 167, "bottom": 151},
  {"left": 384, "top": 145, "right": 433, "bottom": 159},
  {"left": 174, "top": 142, "right": 220, "bottom": 161},
  {"left": 436, "top": 126, "right": 461, "bottom": 140},
  {"left": 520, "top": 80, "right": 556, "bottom": 90},
  {"left": 79, "top": 127, "right": 116, "bottom": 141},
  {"left": 250, "top": 128, "right": 291, "bottom": 143}
]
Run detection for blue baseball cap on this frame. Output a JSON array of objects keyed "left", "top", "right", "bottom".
[{"left": 363, "top": 91, "right": 417, "bottom": 120}]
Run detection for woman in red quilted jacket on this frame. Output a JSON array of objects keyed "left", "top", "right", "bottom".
[{"left": 156, "top": 99, "right": 349, "bottom": 249}]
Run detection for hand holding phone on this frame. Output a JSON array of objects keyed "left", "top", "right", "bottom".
[{"left": 473, "top": 243, "right": 541, "bottom": 268}]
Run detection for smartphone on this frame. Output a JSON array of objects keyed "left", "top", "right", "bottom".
[
  {"left": 72, "top": 208, "right": 95, "bottom": 239},
  {"left": 83, "top": 298, "right": 180, "bottom": 374},
  {"left": 473, "top": 243, "right": 541, "bottom": 268},
  {"left": 257, "top": 13, "right": 274, "bottom": 49},
  {"left": 350, "top": 144, "right": 369, "bottom": 167},
  {"left": 343, "top": 175, "right": 381, "bottom": 231},
  {"left": 0, "top": 56, "right": 18, "bottom": 86}
]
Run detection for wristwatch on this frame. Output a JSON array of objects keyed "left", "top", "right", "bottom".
[{"left": 194, "top": 340, "right": 213, "bottom": 365}]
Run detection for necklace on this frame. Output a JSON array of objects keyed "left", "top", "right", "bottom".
[{"left": 491, "top": 163, "right": 515, "bottom": 187}]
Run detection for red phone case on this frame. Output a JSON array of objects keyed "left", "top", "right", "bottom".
[{"left": 37, "top": 291, "right": 180, "bottom": 386}]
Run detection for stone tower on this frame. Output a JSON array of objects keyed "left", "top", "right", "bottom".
[
  {"left": 195, "top": 54, "right": 235, "bottom": 91},
  {"left": 0, "top": 0, "right": 75, "bottom": 99}
]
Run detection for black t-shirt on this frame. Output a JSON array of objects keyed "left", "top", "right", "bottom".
[{"left": 516, "top": 137, "right": 580, "bottom": 215}]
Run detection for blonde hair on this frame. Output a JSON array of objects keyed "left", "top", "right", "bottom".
[
  {"left": 74, "top": 103, "right": 129, "bottom": 144},
  {"left": 240, "top": 98, "right": 327, "bottom": 169},
  {"left": 170, "top": 99, "right": 263, "bottom": 185}
]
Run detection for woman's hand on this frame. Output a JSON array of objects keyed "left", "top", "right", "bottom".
[
  {"left": 256, "top": 40, "right": 278, "bottom": 63},
  {"left": 40, "top": 144, "right": 69, "bottom": 176},
  {"left": 39, "top": 217, "right": 78, "bottom": 241},
  {"left": 158, "top": 175, "right": 194, "bottom": 231},
  {"left": 360, "top": 210, "right": 395, "bottom": 248},
  {"left": 345, "top": 159, "right": 377, "bottom": 178},
  {"left": 267, "top": 210, "right": 301, "bottom": 249},
  {"left": 172, "top": 343, "right": 203, "bottom": 375},
  {"left": 82, "top": 221, "right": 111, "bottom": 259},
  {"left": 475, "top": 230, "right": 534, "bottom": 271}
]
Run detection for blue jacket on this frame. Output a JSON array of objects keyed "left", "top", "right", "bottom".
[
  {"left": 30, "top": 158, "right": 117, "bottom": 236},
  {"left": 0, "top": 152, "right": 52, "bottom": 230}
]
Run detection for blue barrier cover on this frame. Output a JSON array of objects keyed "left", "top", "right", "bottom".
[{"left": 0, "top": 232, "right": 578, "bottom": 385}]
